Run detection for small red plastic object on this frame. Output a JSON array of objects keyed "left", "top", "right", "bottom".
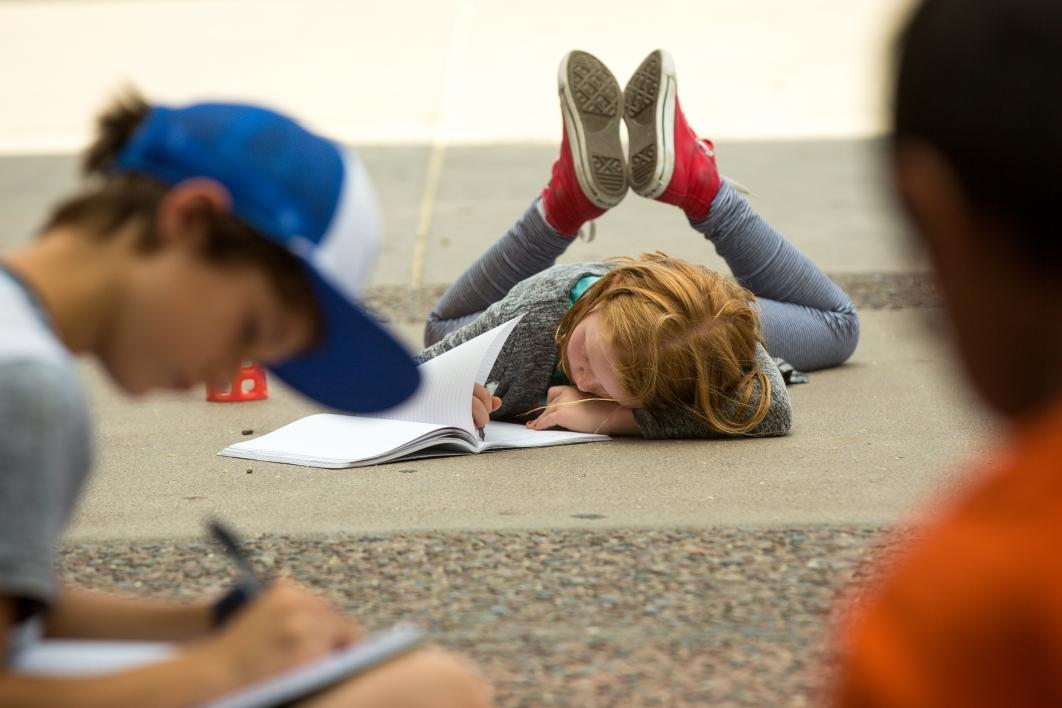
[{"left": 206, "top": 363, "right": 269, "bottom": 402}]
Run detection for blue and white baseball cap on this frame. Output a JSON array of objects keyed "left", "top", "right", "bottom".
[{"left": 114, "top": 101, "right": 420, "bottom": 413}]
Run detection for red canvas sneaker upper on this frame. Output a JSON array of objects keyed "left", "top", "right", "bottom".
[
  {"left": 655, "top": 96, "right": 723, "bottom": 222},
  {"left": 540, "top": 125, "right": 607, "bottom": 237}
]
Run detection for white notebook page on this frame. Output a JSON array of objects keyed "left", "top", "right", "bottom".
[
  {"left": 479, "top": 421, "right": 609, "bottom": 449},
  {"left": 223, "top": 415, "right": 448, "bottom": 466},
  {"left": 369, "top": 316, "right": 523, "bottom": 436}
]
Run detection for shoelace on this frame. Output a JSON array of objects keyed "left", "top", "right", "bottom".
[
  {"left": 697, "top": 137, "right": 754, "bottom": 197},
  {"left": 577, "top": 220, "right": 597, "bottom": 242}
]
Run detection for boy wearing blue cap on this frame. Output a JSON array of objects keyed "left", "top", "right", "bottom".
[{"left": 0, "top": 93, "right": 490, "bottom": 707}]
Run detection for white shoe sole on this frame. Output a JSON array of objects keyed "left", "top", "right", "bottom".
[
  {"left": 557, "top": 50, "right": 628, "bottom": 209},
  {"left": 624, "top": 49, "right": 677, "bottom": 199}
]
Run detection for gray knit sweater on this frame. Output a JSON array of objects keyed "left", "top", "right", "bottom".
[{"left": 416, "top": 263, "right": 792, "bottom": 439}]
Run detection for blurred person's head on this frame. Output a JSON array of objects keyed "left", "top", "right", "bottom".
[
  {"left": 41, "top": 93, "right": 317, "bottom": 395},
  {"left": 892, "top": 0, "right": 1062, "bottom": 421},
  {"left": 18, "top": 91, "right": 417, "bottom": 411},
  {"left": 555, "top": 253, "right": 772, "bottom": 435}
]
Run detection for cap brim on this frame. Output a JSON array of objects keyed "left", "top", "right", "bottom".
[{"left": 271, "top": 267, "right": 420, "bottom": 413}]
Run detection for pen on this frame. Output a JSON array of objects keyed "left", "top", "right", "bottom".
[
  {"left": 478, "top": 382, "right": 498, "bottom": 442},
  {"left": 209, "top": 518, "right": 267, "bottom": 597}
]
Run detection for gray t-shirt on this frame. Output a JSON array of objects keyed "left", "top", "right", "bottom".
[{"left": 0, "top": 270, "right": 92, "bottom": 619}]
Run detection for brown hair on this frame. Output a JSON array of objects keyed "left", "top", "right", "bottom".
[
  {"left": 555, "top": 253, "right": 771, "bottom": 435},
  {"left": 41, "top": 90, "right": 318, "bottom": 319}
]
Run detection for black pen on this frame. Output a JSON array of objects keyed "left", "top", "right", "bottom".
[{"left": 209, "top": 518, "right": 267, "bottom": 597}]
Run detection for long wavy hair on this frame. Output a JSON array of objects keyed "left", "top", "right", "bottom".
[{"left": 554, "top": 252, "right": 771, "bottom": 435}]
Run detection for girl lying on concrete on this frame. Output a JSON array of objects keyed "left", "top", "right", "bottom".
[{"left": 446, "top": 50, "right": 860, "bottom": 438}]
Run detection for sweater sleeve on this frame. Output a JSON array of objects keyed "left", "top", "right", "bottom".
[
  {"left": 416, "top": 264, "right": 610, "bottom": 423},
  {"left": 632, "top": 344, "right": 793, "bottom": 439},
  {"left": 416, "top": 262, "right": 610, "bottom": 367},
  {"left": 415, "top": 302, "right": 510, "bottom": 366}
]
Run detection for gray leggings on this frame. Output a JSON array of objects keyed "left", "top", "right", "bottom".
[{"left": 425, "top": 182, "right": 860, "bottom": 371}]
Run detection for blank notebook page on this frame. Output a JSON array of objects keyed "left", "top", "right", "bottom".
[
  {"left": 480, "top": 421, "right": 608, "bottom": 447},
  {"left": 371, "top": 317, "right": 522, "bottom": 434},
  {"left": 224, "top": 415, "right": 447, "bottom": 464}
]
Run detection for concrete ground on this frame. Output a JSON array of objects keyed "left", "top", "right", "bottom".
[
  {"left": 2, "top": 137, "right": 992, "bottom": 704},
  {"left": 0, "top": 142, "right": 992, "bottom": 540},
  {"left": 67, "top": 307, "right": 987, "bottom": 539},
  {"left": 3, "top": 144, "right": 993, "bottom": 705},
  {"left": 0, "top": 1, "right": 994, "bottom": 704}
]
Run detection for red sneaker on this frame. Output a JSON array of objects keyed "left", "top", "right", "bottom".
[
  {"left": 540, "top": 50, "right": 627, "bottom": 237},
  {"left": 624, "top": 49, "right": 722, "bottom": 221}
]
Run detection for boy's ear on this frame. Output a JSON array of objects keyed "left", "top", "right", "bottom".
[{"left": 155, "top": 178, "right": 233, "bottom": 249}]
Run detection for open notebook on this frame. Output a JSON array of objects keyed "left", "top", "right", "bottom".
[
  {"left": 11, "top": 623, "right": 424, "bottom": 708},
  {"left": 220, "top": 317, "right": 609, "bottom": 468}
]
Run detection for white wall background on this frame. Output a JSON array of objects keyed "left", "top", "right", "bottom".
[{"left": 0, "top": 0, "right": 917, "bottom": 153}]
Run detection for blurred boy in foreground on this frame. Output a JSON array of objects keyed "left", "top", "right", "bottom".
[{"left": 834, "top": 0, "right": 1062, "bottom": 705}]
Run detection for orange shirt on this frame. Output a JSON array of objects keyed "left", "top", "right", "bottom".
[{"left": 834, "top": 401, "right": 1062, "bottom": 708}]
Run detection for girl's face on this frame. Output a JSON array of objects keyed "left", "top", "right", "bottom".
[
  {"left": 564, "top": 310, "right": 636, "bottom": 405},
  {"left": 99, "top": 245, "right": 316, "bottom": 396}
]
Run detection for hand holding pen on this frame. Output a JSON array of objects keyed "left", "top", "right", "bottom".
[
  {"left": 199, "top": 519, "right": 360, "bottom": 690},
  {"left": 471, "top": 383, "right": 501, "bottom": 442},
  {"left": 209, "top": 518, "right": 270, "bottom": 625}
]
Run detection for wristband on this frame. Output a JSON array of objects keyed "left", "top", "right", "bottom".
[{"left": 211, "top": 583, "right": 254, "bottom": 627}]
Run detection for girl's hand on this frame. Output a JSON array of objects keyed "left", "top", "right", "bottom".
[
  {"left": 526, "top": 386, "right": 640, "bottom": 435},
  {"left": 190, "top": 582, "right": 360, "bottom": 689},
  {"left": 472, "top": 383, "right": 501, "bottom": 429}
]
